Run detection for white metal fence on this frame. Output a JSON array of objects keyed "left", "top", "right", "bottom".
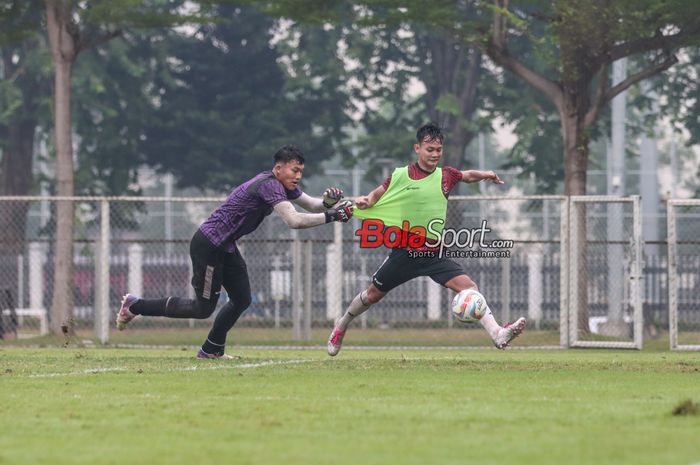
[{"left": 0, "top": 195, "right": 696, "bottom": 349}]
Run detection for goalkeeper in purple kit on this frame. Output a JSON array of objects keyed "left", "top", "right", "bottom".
[{"left": 116, "top": 145, "right": 353, "bottom": 359}]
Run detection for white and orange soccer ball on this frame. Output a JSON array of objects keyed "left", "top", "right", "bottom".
[{"left": 451, "top": 289, "right": 487, "bottom": 323}]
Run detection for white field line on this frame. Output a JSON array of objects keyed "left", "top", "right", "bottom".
[{"left": 26, "top": 359, "right": 313, "bottom": 378}]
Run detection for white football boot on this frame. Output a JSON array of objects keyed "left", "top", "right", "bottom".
[{"left": 493, "top": 317, "right": 526, "bottom": 349}]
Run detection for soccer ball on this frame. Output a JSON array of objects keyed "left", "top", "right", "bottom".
[{"left": 451, "top": 289, "right": 487, "bottom": 323}]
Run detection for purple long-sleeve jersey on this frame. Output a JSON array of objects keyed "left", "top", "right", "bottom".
[{"left": 199, "top": 171, "right": 302, "bottom": 252}]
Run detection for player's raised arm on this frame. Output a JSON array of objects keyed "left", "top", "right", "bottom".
[
  {"left": 292, "top": 188, "right": 344, "bottom": 213},
  {"left": 355, "top": 184, "right": 386, "bottom": 210},
  {"left": 461, "top": 170, "right": 504, "bottom": 184}
]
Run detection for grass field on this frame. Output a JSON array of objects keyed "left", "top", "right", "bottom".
[
  {"left": 1, "top": 347, "right": 699, "bottom": 465},
  {"left": 8, "top": 326, "right": 696, "bottom": 349}
]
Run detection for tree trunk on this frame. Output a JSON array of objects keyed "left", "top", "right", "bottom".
[
  {"left": 561, "top": 116, "right": 587, "bottom": 197},
  {"left": 46, "top": 0, "right": 77, "bottom": 336},
  {"left": 561, "top": 106, "right": 590, "bottom": 335},
  {"left": 443, "top": 122, "right": 474, "bottom": 170}
]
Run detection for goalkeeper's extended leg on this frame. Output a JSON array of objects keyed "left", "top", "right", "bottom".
[
  {"left": 116, "top": 294, "right": 139, "bottom": 330},
  {"left": 327, "top": 289, "right": 375, "bottom": 356}
]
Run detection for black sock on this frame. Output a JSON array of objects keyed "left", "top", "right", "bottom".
[
  {"left": 201, "top": 338, "right": 226, "bottom": 355},
  {"left": 130, "top": 298, "right": 169, "bottom": 316},
  {"left": 204, "top": 301, "right": 248, "bottom": 348},
  {"left": 132, "top": 297, "right": 216, "bottom": 319}
]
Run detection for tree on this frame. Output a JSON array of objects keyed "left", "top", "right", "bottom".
[
  {"left": 479, "top": 0, "right": 700, "bottom": 333},
  {"left": 484, "top": 0, "right": 700, "bottom": 195},
  {"left": 651, "top": 47, "right": 700, "bottom": 191},
  {"left": 42, "top": 0, "right": 242, "bottom": 335},
  {"left": 0, "top": 1, "right": 51, "bottom": 308},
  {"left": 71, "top": 32, "right": 155, "bottom": 198},
  {"left": 259, "top": 2, "right": 494, "bottom": 170},
  {"left": 138, "top": 5, "right": 350, "bottom": 190},
  {"left": 279, "top": 0, "right": 700, "bottom": 190}
]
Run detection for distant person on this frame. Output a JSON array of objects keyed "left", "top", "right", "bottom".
[
  {"left": 327, "top": 123, "right": 526, "bottom": 356},
  {"left": 117, "top": 145, "right": 353, "bottom": 359}
]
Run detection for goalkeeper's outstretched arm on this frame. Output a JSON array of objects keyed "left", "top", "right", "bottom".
[
  {"left": 292, "top": 187, "right": 343, "bottom": 213},
  {"left": 274, "top": 201, "right": 325, "bottom": 228},
  {"left": 274, "top": 200, "right": 353, "bottom": 229}
]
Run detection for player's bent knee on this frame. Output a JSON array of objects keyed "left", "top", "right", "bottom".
[
  {"left": 445, "top": 275, "right": 478, "bottom": 293},
  {"left": 195, "top": 299, "right": 218, "bottom": 319},
  {"left": 365, "top": 286, "right": 385, "bottom": 304},
  {"left": 235, "top": 294, "right": 252, "bottom": 310}
]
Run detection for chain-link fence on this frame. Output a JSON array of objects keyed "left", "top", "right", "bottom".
[
  {"left": 0, "top": 195, "right": 689, "bottom": 349},
  {"left": 667, "top": 199, "right": 700, "bottom": 350}
]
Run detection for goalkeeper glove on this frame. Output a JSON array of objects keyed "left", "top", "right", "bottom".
[
  {"left": 325, "top": 200, "right": 353, "bottom": 223},
  {"left": 322, "top": 187, "right": 344, "bottom": 208}
]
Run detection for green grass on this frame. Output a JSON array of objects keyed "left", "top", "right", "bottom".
[
  {"left": 1, "top": 326, "right": 679, "bottom": 351},
  {"left": 1, "top": 348, "right": 699, "bottom": 465}
]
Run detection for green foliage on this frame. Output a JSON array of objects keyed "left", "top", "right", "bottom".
[
  {"left": 3, "top": 2, "right": 351, "bottom": 196},
  {"left": 653, "top": 49, "right": 700, "bottom": 145},
  {"left": 492, "top": 0, "right": 700, "bottom": 194},
  {"left": 133, "top": 5, "right": 350, "bottom": 190},
  {"left": 0, "top": 0, "right": 43, "bottom": 45},
  {"left": 434, "top": 93, "right": 461, "bottom": 117},
  {"left": 0, "top": 1, "right": 50, "bottom": 130},
  {"left": 72, "top": 33, "right": 153, "bottom": 197},
  {"left": 255, "top": 1, "right": 495, "bottom": 171},
  {"left": 0, "top": 79, "right": 22, "bottom": 123},
  {"left": 4, "top": 0, "right": 700, "bottom": 198}
]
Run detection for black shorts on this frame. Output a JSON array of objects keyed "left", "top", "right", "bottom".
[
  {"left": 190, "top": 229, "right": 250, "bottom": 302},
  {"left": 371, "top": 248, "right": 465, "bottom": 293}
]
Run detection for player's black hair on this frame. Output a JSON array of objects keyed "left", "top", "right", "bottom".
[
  {"left": 273, "top": 145, "right": 305, "bottom": 165},
  {"left": 416, "top": 123, "right": 444, "bottom": 144}
]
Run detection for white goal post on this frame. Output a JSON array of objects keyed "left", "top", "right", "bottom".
[
  {"left": 567, "top": 196, "right": 643, "bottom": 349},
  {"left": 667, "top": 199, "right": 700, "bottom": 351}
]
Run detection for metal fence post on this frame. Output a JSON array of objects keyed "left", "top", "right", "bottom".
[
  {"left": 501, "top": 258, "right": 511, "bottom": 323},
  {"left": 359, "top": 255, "right": 367, "bottom": 329},
  {"left": 427, "top": 279, "right": 441, "bottom": 320},
  {"left": 292, "top": 238, "right": 302, "bottom": 340},
  {"left": 303, "top": 240, "right": 312, "bottom": 341},
  {"left": 17, "top": 254, "right": 24, "bottom": 309},
  {"left": 667, "top": 200, "right": 678, "bottom": 350},
  {"left": 632, "top": 195, "right": 643, "bottom": 349},
  {"left": 325, "top": 222, "right": 343, "bottom": 321},
  {"left": 560, "top": 197, "right": 570, "bottom": 347},
  {"left": 94, "top": 199, "right": 110, "bottom": 344},
  {"left": 28, "top": 243, "right": 44, "bottom": 311},
  {"left": 568, "top": 197, "right": 578, "bottom": 346},
  {"left": 527, "top": 252, "right": 543, "bottom": 330},
  {"left": 128, "top": 244, "right": 144, "bottom": 299}
]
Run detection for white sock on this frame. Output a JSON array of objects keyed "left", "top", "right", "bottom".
[
  {"left": 461, "top": 287, "right": 501, "bottom": 340},
  {"left": 479, "top": 310, "right": 501, "bottom": 340},
  {"left": 337, "top": 291, "right": 372, "bottom": 331}
]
